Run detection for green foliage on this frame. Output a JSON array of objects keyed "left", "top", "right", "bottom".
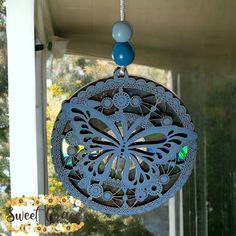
[
  {"left": 205, "top": 82, "right": 236, "bottom": 235},
  {"left": 79, "top": 210, "right": 152, "bottom": 236},
  {"left": 0, "top": 0, "right": 9, "bottom": 190},
  {"left": 47, "top": 55, "right": 167, "bottom": 97},
  {"left": 0, "top": 1, "right": 10, "bottom": 235}
]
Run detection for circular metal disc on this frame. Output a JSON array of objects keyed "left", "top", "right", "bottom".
[{"left": 51, "top": 70, "right": 197, "bottom": 215}]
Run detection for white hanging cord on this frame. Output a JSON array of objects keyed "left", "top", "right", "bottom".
[
  {"left": 119, "top": 0, "right": 127, "bottom": 73},
  {"left": 120, "top": 0, "right": 126, "bottom": 21}
]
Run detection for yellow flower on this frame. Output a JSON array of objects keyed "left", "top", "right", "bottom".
[
  {"left": 54, "top": 196, "right": 61, "bottom": 203},
  {"left": 70, "top": 223, "right": 77, "bottom": 231},
  {"left": 6, "top": 225, "right": 13, "bottom": 232},
  {"left": 61, "top": 196, "right": 68, "bottom": 204},
  {"left": 76, "top": 80, "right": 82, "bottom": 85},
  {"left": 42, "top": 225, "right": 47, "bottom": 233},
  {"left": 79, "top": 222, "right": 85, "bottom": 229},
  {"left": 34, "top": 198, "right": 41, "bottom": 206},
  {"left": 6, "top": 200, "right": 11, "bottom": 206},
  {"left": 46, "top": 195, "right": 57, "bottom": 205},
  {"left": 65, "top": 201, "right": 72, "bottom": 207},
  {"left": 66, "top": 225, "right": 72, "bottom": 232},
  {"left": 48, "top": 85, "right": 63, "bottom": 96},
  {"left": 17, "top": 197, "right": 25, "bottom": 205},
  {"left": 20, "top": 224, "right": 27, "bottom": 233},
  {"left": 49, "top": 186, "right": 56, "bottom": 192},
  {"left": 12, "top": 199, "right": 18, "bottom": 205},
  {"left": 35, "top": 225, "right": 42, "bottom": 233},
  {"left": 47, "top": 198, "right": 54, "bottom": 205}
]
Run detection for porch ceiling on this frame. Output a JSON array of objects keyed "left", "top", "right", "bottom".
[{"left": 46, "top": 0, "right": 236, "bottom": 70}]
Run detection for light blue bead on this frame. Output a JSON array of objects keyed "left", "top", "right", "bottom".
[
  {"left": 112, "top": 42, "right": 135, "bottom": 66},
  {"left": 112, "top": 21, "right": 133, "bottom": 42}
]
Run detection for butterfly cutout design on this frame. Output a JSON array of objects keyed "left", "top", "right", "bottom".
[{"left": 62, "top": 100, "right": 197, "bottom": 190}]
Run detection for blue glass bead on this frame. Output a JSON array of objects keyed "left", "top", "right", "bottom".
[
  {"left": 112, "top": 21, "right": 133, "bottom": 42},
  {"left": 112, "top": 42, "right": 135, "bottom": 66}
]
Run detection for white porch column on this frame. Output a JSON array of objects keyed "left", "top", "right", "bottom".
[
  {"left": 7, "top": 0, "right": 44, "bottom": 235},
  {"left": 168, "top": 72, "right": 184, "bottom": 236},
  {"left": 167, "top": 71, "right": 176, "bottom": 236},
  {"left": 7, "top": 0, "right": 38, "bottom": 197}
]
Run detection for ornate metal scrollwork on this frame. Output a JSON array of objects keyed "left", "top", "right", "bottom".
[{"left": 51, "top": 68, "right": 197, "bottom": 215}]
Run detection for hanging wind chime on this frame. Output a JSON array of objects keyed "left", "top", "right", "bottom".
[{"left": 51, "top": 0, "right": 197, "bottom": 215}]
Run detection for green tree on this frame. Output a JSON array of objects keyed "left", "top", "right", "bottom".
[
  {"left": 0, "top": 0, "right": 10, "bottom": 234},
  {"left": 0, "top": 0, "right": 9, "bottom": 193}
]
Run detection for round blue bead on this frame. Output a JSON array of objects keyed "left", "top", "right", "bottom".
[
  {"left": 112, "top": 42, "right": 135, "bottom": 66},
  {"left": 112, "top": 21, "right": 133, "bottom": 42}
]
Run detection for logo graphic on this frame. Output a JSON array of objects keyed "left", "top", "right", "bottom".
[{"left": 2, "top": 195, "right": 85, "bottom": 234}]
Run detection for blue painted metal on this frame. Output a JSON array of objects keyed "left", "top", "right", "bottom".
[
  {"left": 112, "top": 42, "right": 135, "bottom": 66},
  {"left": 51, "top": 68, "right": 198, "bottom": 215}
]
